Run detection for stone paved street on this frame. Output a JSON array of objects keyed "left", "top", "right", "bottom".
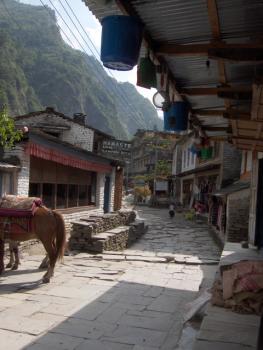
[{"left": 0, "top": 207, "right": 221, "bottom": 350}]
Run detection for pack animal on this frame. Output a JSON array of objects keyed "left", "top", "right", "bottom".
[{"left": 0, "top": 195, "right": 66, "bottom": 283}]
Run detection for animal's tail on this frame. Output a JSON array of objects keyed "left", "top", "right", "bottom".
[{"left": 52, "top": 211, "right": 66, "bottom": 261}]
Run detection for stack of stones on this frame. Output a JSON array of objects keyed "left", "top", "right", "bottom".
[{"left": 68, "top": 210, "right": 147, "bottom": 253}]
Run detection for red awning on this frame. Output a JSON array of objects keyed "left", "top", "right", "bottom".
[{"left": 26, "top": 142, "right": 112, "bottom": 173}]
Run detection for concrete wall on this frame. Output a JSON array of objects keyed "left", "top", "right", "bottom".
[
  {"left": 17, "top": 113, "right": 94, "bottom": 152},
  {"left": 3, "top": 143, "right": 30, "bottom": 196},
  {"left": 96, "top": 172, "right": 106, "bottom": 210},
  {"left": 109, "top": 168, "right": 115, "bottom": 213},
  {"left": 226, "top": 188, "right": 250, "bottom": 242}
]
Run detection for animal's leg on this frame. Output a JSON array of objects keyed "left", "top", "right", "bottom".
[
  {"left": 39, "top": 255, "right": 49, "bottom": 269},
  {"left": 0, "top": 239, "right": 4, "bottom": 275},
  {"left": 40, "top": 239, "right": 56, "bottom": 283},
  {"left": 6, "top": 242, "right": 14, "bottom": 269},
  {"left": 11, "top": 243, "right": 20, "bottom": 270}
]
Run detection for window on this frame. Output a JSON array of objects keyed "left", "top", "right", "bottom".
[
  {"left": 29, "top": 183, "right": 41, "bottom": 197},
  {"left": 79, "top": 185, "right": 89, "bottom": 206},
  {"left": 68, "top": 184, "right": 78, "bottom": 207},
  {"left": 42, "top": 183, "right": 55, "bottom": 209},
  {"left": 56, "top": 184, "right": 67, "bottom": 209}
]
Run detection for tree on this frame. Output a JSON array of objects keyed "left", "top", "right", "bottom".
[{"left": 0, "top": 106, "right": 23, "bottom": 149}]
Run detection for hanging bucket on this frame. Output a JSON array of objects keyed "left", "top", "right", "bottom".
[
  {"left": 101, "top": 15, "right": 143, "bottom": 71},
  {"left": 137, "top": 57, "right": 157, "bottom": 89},
  {"left": 163, "top": 101, "right": 188, "bottom": 132},
  {"left": 200, "top": 147, "right": 213, "bottom": 160}
]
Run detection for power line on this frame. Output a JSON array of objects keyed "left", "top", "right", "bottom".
[
  {"left": 39, "top": 0, "right": 77, "bottom": 49},
  {"left": 60, "top": 0, "right": 144, "bottom": 122},
  {"left": 48, "top": 0, "right": 141, "bottom": 124}
]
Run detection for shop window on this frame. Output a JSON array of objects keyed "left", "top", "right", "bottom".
[
  {"left": 29, "top": 183, "right": 41, "bottom": 198},
  {"left": 68, "top": 184, "right": 78, "bottom": 207},
  {"left": 91, "top": 173, "right": 97, "bottom": 204},
  {"left": 42, "top": 183, "right": 55, "bottom": 209},
  {"left": 79, "top": 185, "right": 89, "bottom": 206},
  {"left": 56, "top": 184, "right": 67, "bottom": 209}
]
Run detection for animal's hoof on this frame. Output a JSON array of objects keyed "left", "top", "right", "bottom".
[
  {"left": 42, "top": 277, "right": 50, "bottom": 283},
  {"left": 6, "top": 263, "right": 12, "bottom": 269},
  {"left": 11, "top": 264, "right": 18, "bottom": 271},
  {"left": 39, "top": 263, "right": 48, "bottom": 270}
]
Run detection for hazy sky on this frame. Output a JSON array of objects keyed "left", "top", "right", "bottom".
[{"left": 19, "top": 0, "right": 158, "bottom": 108}]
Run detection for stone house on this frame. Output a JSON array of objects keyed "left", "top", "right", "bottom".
[
  {"left": 130, "top": 129, "right": 178, "bottom": 200},
  {"left": 0, "top": 107, "right": 124, "bottom": 234},
  {"left": 211, "top": 150, "right": 252, "bottom": 243},
  {"left": 172, "top": 137, "right": 242, "bottom": 209}
]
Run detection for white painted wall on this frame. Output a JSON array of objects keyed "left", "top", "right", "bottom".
[
  {"left": 3, "top": 144, "right": 30, "bottom": 196},
  {"left": 16, "top": 113, "right": 94, "bottom": 152},
  {"left": 181, "top": 140, "right": 196, "bottom": 172}
]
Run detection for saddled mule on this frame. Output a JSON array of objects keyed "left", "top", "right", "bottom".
[{"left": 0, "top": 195, "right": 66, "bottom": 283}]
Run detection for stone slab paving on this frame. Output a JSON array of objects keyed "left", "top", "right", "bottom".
[{"left": 0, "top": 207, "right": 221, "bottom": 350}]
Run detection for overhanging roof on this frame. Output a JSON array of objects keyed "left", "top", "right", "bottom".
[
  {"left": 27, "top": 131, "right": 115, "bottom": 173},
  {"left": 213, "top": 180, "right": 250, "bottom": 197},
  {"left": 83, "top": 0, "right": 263, "bottom": 150}
]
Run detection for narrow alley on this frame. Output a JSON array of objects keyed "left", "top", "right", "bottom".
[{"left": 0, "top": 207, "right": 221, "bottom": 350}]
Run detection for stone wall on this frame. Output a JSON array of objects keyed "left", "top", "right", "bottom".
[
  {"left": 17, "top": 113, "right": 94, "bottom": 152},
  {"left": 222, "top": 143, "right": 242, "bottom": 186},
  {"left": 226, "top": 188, "right": 250, "bottom": 242},
  {"left": 59, "top": 207, "right": 103, "bottom": 236}
]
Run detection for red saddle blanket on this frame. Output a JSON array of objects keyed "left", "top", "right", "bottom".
[
  {"left": 0, "top": 196, "right": 42, "bottom": 239},
  {"left": 0, "top": 195, "right": 42, "bottom": 217}
]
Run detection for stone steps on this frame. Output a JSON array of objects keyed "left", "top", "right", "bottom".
[
  {"left": 68, "top": 211, "right": 147, "bottom": 253},
  {"left": 69, "top": 220, "right": 148, "bottom": 253}
]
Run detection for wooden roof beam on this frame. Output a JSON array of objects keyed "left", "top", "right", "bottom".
[
  {"left": 223, "top": 108, "right": 251, "bottom": 121},
  {"left": 192, "top": 109, "right": 225, "bottom": 116},
  {"left": 181, "top": 86, "right": 252, "bottom": 96},
  {"left": 155, "top": 43, "right": 263, "bottom": 56}
]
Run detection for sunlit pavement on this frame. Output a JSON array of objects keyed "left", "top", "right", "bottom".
[{"left": 0, "top": 207, "right": 221, "bottom": 350}]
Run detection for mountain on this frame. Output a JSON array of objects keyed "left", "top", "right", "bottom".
[{"left": 0, "top": 0, "right": 162, "bottom": 139}]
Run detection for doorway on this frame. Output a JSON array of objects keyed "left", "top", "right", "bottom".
[{"left": 103, "top": 176, "right": 110, "bottom": 213}]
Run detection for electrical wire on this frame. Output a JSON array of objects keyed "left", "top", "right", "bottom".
[
  {"left": 58, "top": 0, "right": 142, "bottom": 122},
  {"left": 38, "top": 0, "right": 134, "bottom": 135}
]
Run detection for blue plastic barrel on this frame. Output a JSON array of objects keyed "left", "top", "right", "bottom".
[
  {"left": 163, "top": 102, "right": 188, "bottom": 132},
  {"left": 101, "top": 15, "right": 143, "bottom": 71}
]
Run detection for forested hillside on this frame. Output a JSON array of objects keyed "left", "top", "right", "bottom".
[{"left": 0, "top": 0, "right": 162, "bottom": 139}]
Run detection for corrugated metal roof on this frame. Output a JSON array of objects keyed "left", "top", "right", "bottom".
[
  {"left": 166, "top": 55, "right": 219, "bottom": 88},
  {"left": 83, "top": 0, "right": 263, "bottom": 130},
  {"left": 213, "top": 180, "right": 250, "bottom": 196},
  {"left": 217, "top": 0, "right": 263, "bottom": 41},
  {"left": 130, "top": 0, "right": 212, "bottom": 44}
]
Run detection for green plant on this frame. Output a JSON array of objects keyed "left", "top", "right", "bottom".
[
  {"left": 0, "top": 105, "right": 23, "bottom": 149},
  {"left": 184, "top": 209, "right": 195, "bottom": 221}
]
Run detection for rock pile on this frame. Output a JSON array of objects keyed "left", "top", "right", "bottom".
[{"left": 69, "top": 211, "right": 147, "bottom": 253}]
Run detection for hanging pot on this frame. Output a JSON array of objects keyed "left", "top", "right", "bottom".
[
  {"left": 101, "top": 15, "right": 143, "bottom": 71},
  {"left": 137, "top": 57, "right": 157, "bottom": 89},
  {"left": 200, "top": 147, "right": 213, "bottom": 160},
  {"left": 163, "top": 101, "right": 189, "bottom": 132}
]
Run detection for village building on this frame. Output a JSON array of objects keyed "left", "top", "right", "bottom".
[
  {"left": 130, "top": 129, "right": 178, "bottom": 202},
  {"left": 0, "top": 107, "right": 124, "bottom": 233},
  {"left": 172, "top": 136, "right": 241, "bottom": 212}
]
